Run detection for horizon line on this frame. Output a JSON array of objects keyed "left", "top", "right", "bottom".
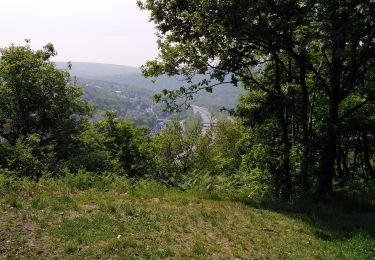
[{"left": 53, "top": 60, "right": 141, "bottom": 68}]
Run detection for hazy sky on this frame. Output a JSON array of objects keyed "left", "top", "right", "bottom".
[{"left": 0, "top": 0, "right": 158, "bottom": 67}]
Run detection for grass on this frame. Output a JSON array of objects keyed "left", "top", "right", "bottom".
[{"left": 0, "top": 174, "right": 374, "bottom": 259}]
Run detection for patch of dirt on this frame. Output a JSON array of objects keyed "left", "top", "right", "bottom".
[{"left": 0, "top": 208, "right": 53, "bottom": 258}]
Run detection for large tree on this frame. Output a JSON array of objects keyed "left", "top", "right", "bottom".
[
  {"left": 139, "top": 0, "right": 375, "bottom": 196},
  {"left": 0, "top": 42, "right": 91, "bottom": 158}
]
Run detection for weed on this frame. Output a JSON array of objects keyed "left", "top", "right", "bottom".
[
  {"left": 5, "top": 194, "right": 22, "bottom": 209},
  {"left": 192, "top": 241, "right": 206, "bottom": 256}
]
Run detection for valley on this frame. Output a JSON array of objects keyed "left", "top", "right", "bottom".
[{"left": 56, "top": 62, "right": 244, "bottom": 130}]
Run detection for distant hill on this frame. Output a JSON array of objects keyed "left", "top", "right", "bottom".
[
  {"left": 56, "top": 61, "right": 245, "bottom": 112},
  {"left": 55, "top": 61, "right": 208, "bottom": 92},
  {"left": 55, "top": 62, "right": 140, "bottom": 78},
  {"left": 98, "top": 73, "right": 186, "bottom": 92}
]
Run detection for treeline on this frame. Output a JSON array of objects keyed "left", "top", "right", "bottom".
[{"left": 0, "top": 42, "right": 373, "bottom": 204}]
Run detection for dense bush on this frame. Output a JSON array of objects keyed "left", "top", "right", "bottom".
[
  {"left": 68, "top": 111, "right": 152, "bottom": 177},
  {"left": 149, "top": 117, "right": 201, "bottom": 185}
]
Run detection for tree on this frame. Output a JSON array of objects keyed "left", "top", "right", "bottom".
[
  {"left": 0, "top": 42, "right": 92, "bottom": 175},
  {"left": 98, "top": 111, "right": 152, "bottom": 177},
  {"left": 139, "top": 0, "right": 375, "bottom": 197},
  {"left": 68, "top": 111, "right": 152, "bottom": 176},
  {"left": 150, "top": 116, "right": 201, "bottom": 185}
]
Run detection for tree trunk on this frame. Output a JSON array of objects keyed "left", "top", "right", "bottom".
[
  {"left": 317, "top": 68, "right": 340, "bottom": 194},
  {"left": 336, "top": 141, "right": 347, "bottom": 186},
  {"left": 317, "top": 10, "right": 344, "bottom": 194},
  {"left": 279, "top": 108, "right": 292, "bottom": 199},
  {"left": 317, "top": 120, "right": 337, "bottom": 193},
  {"left": 274, "top": 54, "right": 292, "bottom": 199},
  {"left": 362, "top": 130, "right": 375, "bottom": 179},
  {"left": 299, "top": 52, "right": 310, "bottom": 190}
]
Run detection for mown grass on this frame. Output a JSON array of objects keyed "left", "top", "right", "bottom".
[{"left": 0, "top": 174, "right": 374, "bottom": 259}]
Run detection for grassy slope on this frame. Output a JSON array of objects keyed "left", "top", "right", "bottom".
[{"left": 0, "top": 176, "right": 374, "bottom": 259}]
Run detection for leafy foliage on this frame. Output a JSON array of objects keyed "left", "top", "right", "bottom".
[
  {"left": 1, "top": 1, "right": 374, "bottom": 205},
  {"left": 138, "top": 0, "right": 375, "bottom": 198},
  {"left": 0, "top": 42, "right": 92, "bottom": 177}
]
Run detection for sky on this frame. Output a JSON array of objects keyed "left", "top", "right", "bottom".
[{"left": 0, "top": 0, "right": 158, "bottom": 67}]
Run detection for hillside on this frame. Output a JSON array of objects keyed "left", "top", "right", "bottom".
[
  {"left": 56, "top": 62, "right": 245, "bottom": 112},
  {"left": 1, "top": 175, "right": 374, "bottom": 259},
  {"left": 76, "top": 77, "right": 158, "bottom": 124}
]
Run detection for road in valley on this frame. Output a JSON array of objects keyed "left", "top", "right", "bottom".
[
  {"left": 150, "top": 105, "right": 218, "bottom": 136},
  {"left": 191, "top": 105, "right": 217, "bottom": 135}
]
